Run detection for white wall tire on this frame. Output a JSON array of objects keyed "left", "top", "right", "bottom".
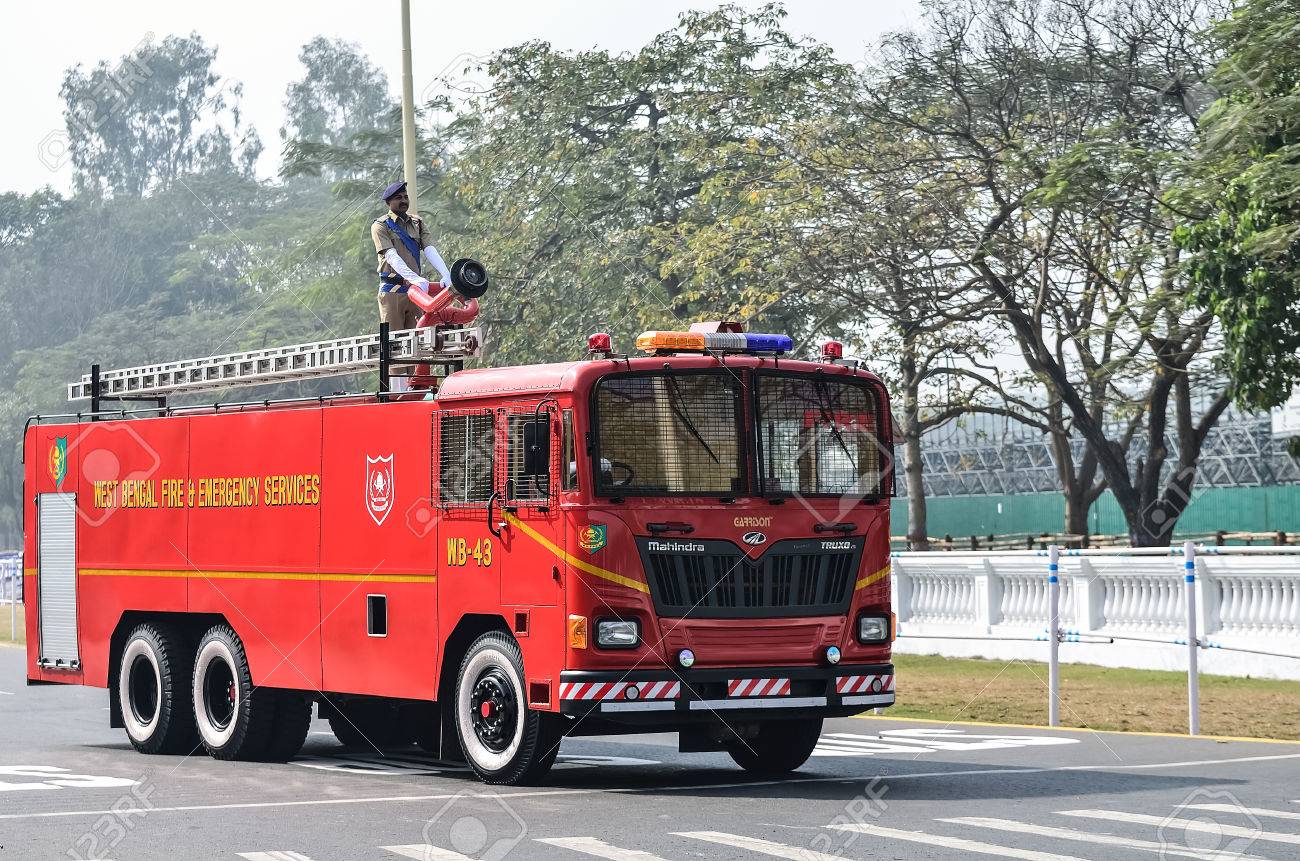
[
  {"left": 453, "top": 632, "right": 560, "bottom": 785},
  {"left": 192, "top": 624, "right": 274, "bottom": 760},
  {"left": 117, "top": 623, "right": 196, "bottom": 755}
]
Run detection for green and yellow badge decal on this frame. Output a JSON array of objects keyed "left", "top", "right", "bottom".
[
  {"left": 48, "top": 436, "right": 68, "bottom": 489},
  {"left": 578, "top": 523, "right": 607, "bottom": 554}
]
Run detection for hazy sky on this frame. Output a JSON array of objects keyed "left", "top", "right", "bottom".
[{"left": 0, "top": 1, "right": 923, "bottom": 195}]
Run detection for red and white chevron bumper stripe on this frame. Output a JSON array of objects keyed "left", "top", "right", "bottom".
[
  {"left": 559, "top": 681, "right": 680, "bottom": 701},
  {"left": 636, "top": 680, "right": 681, "bottom": 700},
  {"left": 728, "top": 677, "right": 792, "bottom": 697},
  {"left": 835, "top": 674, "right": 895, "bottom": 695}
]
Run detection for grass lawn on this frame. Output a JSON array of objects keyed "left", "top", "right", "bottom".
[
  {"left": 889, "top": 653, "right": 1300, "bottom": 741},
  {"left": 0, "top": 603, "right": 23, "bottom": 646}
]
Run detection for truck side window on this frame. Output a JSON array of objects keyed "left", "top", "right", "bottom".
[
  {"left": 506, "top": 412, "right": 551, "bottom": 503},
  {"left": 439, "top": 412, "right": 495, "bottom": 505},
  {"left": 561, "top": 409, "right": 577, "bottom": 491}
]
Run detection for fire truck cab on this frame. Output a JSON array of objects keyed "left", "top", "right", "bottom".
[{"left": 23, "top": 325, "right": 895, "bottom": 785}]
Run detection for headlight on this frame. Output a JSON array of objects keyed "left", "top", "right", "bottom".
[
  {"left": 595, "top": 618, "right": 640, "bottom": 649},
  {"left": 857, "top": 614, "right": 890, "bottom": 643}
]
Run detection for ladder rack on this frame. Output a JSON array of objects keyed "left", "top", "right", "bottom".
[{"left": 68, "top": 325, "right": 482, "bottom": 401}]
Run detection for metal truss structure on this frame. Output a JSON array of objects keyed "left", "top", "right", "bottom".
[{"left": 906, "top": 405, "right": 1300, "bottom": 498}]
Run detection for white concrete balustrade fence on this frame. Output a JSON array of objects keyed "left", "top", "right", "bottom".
[{"left": 891, "top": 549, "right": 1300, "bottom": 681}]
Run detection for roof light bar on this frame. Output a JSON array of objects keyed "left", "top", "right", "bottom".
[{"left": 636, "top": 331, "right": 793, "bottom": 355}]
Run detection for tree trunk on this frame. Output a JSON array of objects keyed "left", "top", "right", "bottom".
[
  {"left": 900, "top": 347, "right": 929, "bottom": 551},
  {"left": 904, "top": 428, "right": 929, "bottom": 551}
]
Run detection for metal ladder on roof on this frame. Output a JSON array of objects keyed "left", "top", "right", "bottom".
[{"left": 67, "top": 324, "right": 483, "bottom": 405}]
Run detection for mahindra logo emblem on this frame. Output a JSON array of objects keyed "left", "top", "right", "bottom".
[{"left": 741, "top": 531, "right": 767, "bottom": 546}]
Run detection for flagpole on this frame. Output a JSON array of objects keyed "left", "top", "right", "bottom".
[{"left": 400, "top": 0, "right": 419, "bottom": 216}]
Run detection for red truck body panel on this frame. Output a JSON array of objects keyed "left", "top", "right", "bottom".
[{"left": 23, "top": 353, "right": 893, "bottom": 720}]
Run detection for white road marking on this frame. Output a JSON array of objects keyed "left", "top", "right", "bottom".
[
  {"left": 536, "top": 836, "right": 672, "bottom": 860},
  {"left": 4, "top": 751, "right": 1300, "bottom": 821},
  {"left": 382, "top": 845, "right": 478, "bottom": 860},
  {"left": 1188, "top": 803, "right": 1300, "bottom": 822},
  {"left": 943, "top": 816, "right": 1277, "bottom": 861},
  {"left": 812, "top": 729, "right": 1082, "bottom": 757},
  {"left": 675, "top": 831, "right": 862, "bottom": 860},
  {"left": 831, "top": 824, "right": 1094, "bottom": 860},
  {"left": 238, "top": 852, "right": 316, "bottom": 861},
  {"left": 1061, "top": 810, "right": 1300, "bottom": 846}
]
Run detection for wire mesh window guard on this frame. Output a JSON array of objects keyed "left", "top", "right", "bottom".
[
  {"left": 592, "top": 372, "right": 745, "bottom": 496},
  {"left": 755, "top": 374, "right": 888, "bottom": 498},
  {"left": 439, "top": 411, "right": 495, "bottom": 506}
]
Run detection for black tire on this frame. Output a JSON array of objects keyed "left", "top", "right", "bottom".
[
  {"left": 453, "top": 631, "right": 560, "bottom": 785},
  {"left": 191, "top": 624, "right": 275, "bottom": 761},
  {"left": 117, "top": 622, "right": 198, "bottom": 755},
  {"left": 724, "top": 717, "right": 823, "bottom": 777},
  {"left": 326, "top": 700, "right": 414, "bottom": 750},
  {"left": 262, "top": 690, "right": 313, "bottom": 762}
]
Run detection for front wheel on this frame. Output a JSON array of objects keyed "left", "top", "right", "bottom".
[
  {"left": 725, "top": 717, "right": 823, "bottom": 777},
  {"left": 453, "top": 632, "right": 560, "bottom": 785}
]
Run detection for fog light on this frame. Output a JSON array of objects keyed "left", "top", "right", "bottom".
[
  {"left": 625, "top": 685, "right": 640, "bottom": 700},
  {"left": 857, "top": 614, "right": 890, "bottom": 644},
  {"left": 595, "top": 618, "right": 639, "bottom": 649},
  {"left": 871, "top": 677, "right": 883, "bottom": 693},
  {"left": 826, "top": 645, "right": 842, "bottom": 665},
  {"left": 678, "top": 648, "right": 695, "bottom": 668}
]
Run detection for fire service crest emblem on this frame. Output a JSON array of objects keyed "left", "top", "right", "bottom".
[{"left": 365, "top": 454, "right": 395, "bottom": 526}]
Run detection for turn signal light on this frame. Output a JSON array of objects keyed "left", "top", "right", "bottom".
[{"left": 568, "top": 614, "right": 589, "bottom": 649}]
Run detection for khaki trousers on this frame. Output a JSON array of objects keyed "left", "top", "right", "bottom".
[{"left": 378, "top": 291, "right": 423, "bottom": 382}]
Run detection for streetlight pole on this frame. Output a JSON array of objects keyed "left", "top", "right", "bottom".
[{"left": 400, "top": 0, "right": 420, "bottom": 216}]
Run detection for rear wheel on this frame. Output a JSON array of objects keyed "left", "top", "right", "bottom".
[
  {"left": 454, "top": 631, "right": 560, "bottom": 785},
  {"left": 118, "top": 623, "right": 198, "bottom": 755},
  {"left": 192, "top": 625, "right": 274, "bottom": 760},
  {"left": 262, "top": 690, "right": 313, "bottom": 762},
  {"left": 327, "top": 700, "right": 414, "bottom": 750},
  {"left": 724, "top": 717, "right": 823, "bottom": 777}
]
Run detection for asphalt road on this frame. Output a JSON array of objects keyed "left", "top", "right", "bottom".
[{"left": 2, "top": 645, "right": 1299, "bottom": 861}]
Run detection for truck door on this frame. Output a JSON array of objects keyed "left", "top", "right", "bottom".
[{"left": 498, "top": 404, "right": 562, "bottom": 607}]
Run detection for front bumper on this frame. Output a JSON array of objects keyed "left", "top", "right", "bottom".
[{"left": 557, "top": 663, "right": 894, "bottom": 722}]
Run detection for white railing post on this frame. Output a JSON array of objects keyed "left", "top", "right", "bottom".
[
  {"left": 1184, "top": 541, "right": 1200, "bottom": 736},
  {"left": 1048, "top": 545, "right": 1061, "bottom": 727}
]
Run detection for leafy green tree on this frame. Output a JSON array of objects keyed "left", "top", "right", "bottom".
[
  {"left": 438, "top": 4, "right": 849, "bottom": 363},
  {"left": 1174, "top": 0, "right": 1300, "bottom": 411},
  {"left": 281, "top": 37, "right": 395, "bottom": 180},
  {"left": 60, "top": 33, "right": 262, "bottom": 198}
]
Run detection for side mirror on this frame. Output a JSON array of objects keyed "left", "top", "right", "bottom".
[{"left": 523, "top": 419, "right": 551, "bottom": 478}]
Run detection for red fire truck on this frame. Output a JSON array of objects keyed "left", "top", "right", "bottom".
[{"left": 22, "top": 293, "right": 895, "bottom": 785}]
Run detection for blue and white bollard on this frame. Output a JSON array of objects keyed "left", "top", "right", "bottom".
[
  {"left": 1048, "top": 544, "right": 1061, "bottom": 728},
  {"left": 1184, "top": 540, "right": 1200, "bottom": 736}
]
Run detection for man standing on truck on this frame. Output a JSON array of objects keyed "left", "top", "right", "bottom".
[{"left": 371, "top": 180, "right": 454, "bottom": 390}]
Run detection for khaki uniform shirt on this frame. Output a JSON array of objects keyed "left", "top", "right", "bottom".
[{"left": 372, "top": 212, "right": 432, "bottom": 281}]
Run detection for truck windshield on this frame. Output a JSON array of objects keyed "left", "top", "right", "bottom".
[
  {"left": 591, "top": 372, "right": 745, "bottom": 495},
  {"left": 754, "top": 373, "right": 886, "bottom": 498}
]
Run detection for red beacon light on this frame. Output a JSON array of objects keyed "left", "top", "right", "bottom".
[
  {"left": 821, "top": 340, "right": 844, "bottom": 361},
  {"left": 587, "top": 332, "right": 613, "bottom": 357}
]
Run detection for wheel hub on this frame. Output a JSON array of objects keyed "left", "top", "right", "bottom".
[{"left": 469, "top": 668, "right": 517, "bottom": 753}]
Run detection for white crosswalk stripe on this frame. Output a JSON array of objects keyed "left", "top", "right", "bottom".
[
  {"left": 237, "top": 853, "right": 316, "bottom": 861},
  {"left": 382, "top": 845, "right": 478, "bottom": 860},
  {"left": 536, "top": 836, "right": 673, "bottom": 860},
  {"left": 943, "top": 816, "right": 1278, "bottom": 861},
  {"left": 1188, "top": 803, "right": 1300, "bottom": 822},
  {"left": 1061, "top": 810, "right": 1300, "bottom": 846},
  {"left": 674, "top": 831, "right": 863, "bottom": 860},
  {"left": 831, "top": 823, "right": 1096, "bottom": 860}
]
